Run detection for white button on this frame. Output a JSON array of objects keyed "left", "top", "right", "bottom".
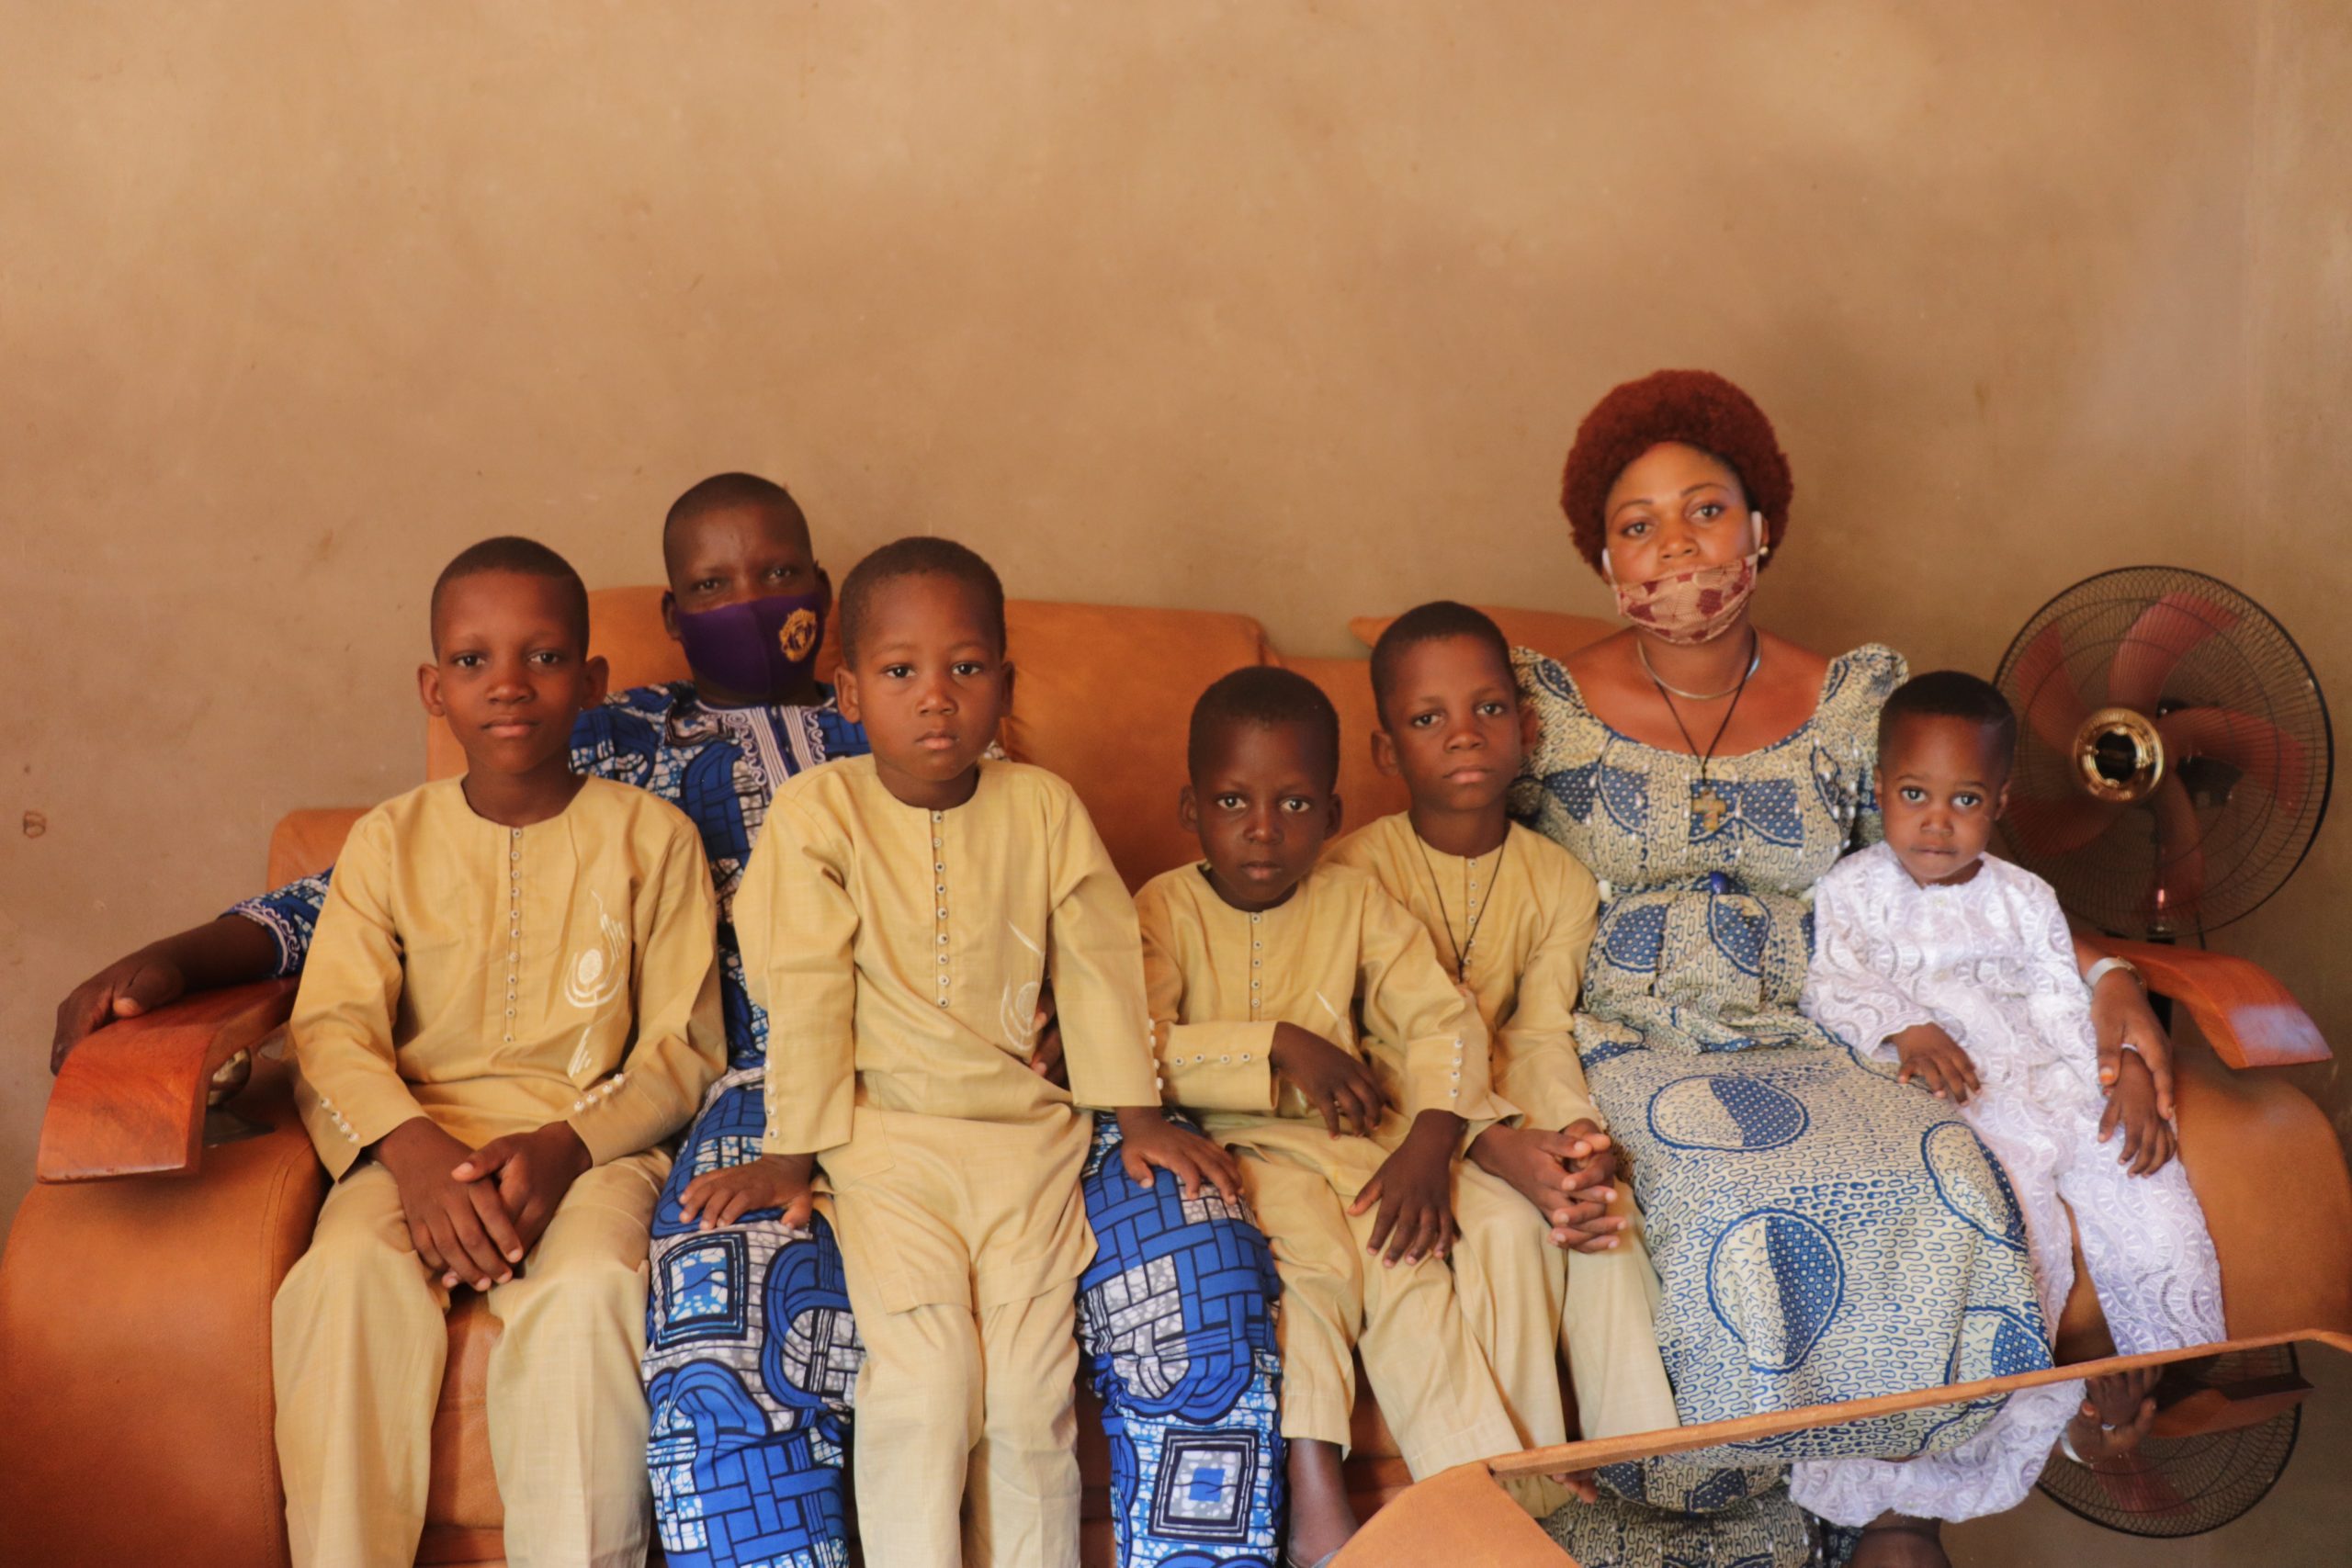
[
  {"left": 503, "top": 1032, "right": 514, "bottom": 1043},
  {"left": 1220, "top": 1054, "right": 1230, "bottom": 1064},
  {"left": 572, "top": 1099, "right": 587, "bottom": 1111},
  {"left": 937, "top": 908, "right": 948, "bottom": 919},
  {"left": 934, "top": 862, "right": 945, "bottom": 872},
  {"left": 936, "top": 884, "right": 946, "bottom": 894},
  {"left": 937, "top": 998, "right": 950, "bottom": 1008},
  {"left": 938, "top": 954, "right": 949, "bottom": 965},
  {"left": 1250, "top": 912, "right": 1261, "bottom": 923},
  {"left": 933, "top": 837, "right": 944, "bottom": 848},
  {"left": 931, "top": 810, "right": 943, "bottom": 822},
  {"left": 504, "top": 1007, "right": 516, "bottom": 1018}
]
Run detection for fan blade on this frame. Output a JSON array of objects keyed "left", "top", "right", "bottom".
[
  {"left": 2086, "top": 1454, "right": 2188, "bottom": 1517},
  {"left": 2156, "top": 706, "right": 2311, "bottom": 814},
  {"left": 2012, "top": 623, "right": 2091, "bottom": 756},
  {"left": 2107, "top": 592, "right": 2239, "bottom": 713},
  {"left": 2147, "top": 774, "right": 2207, "bottom": 920},
  {"left": 2004, "top": 792, "right": 2118, "bottom": 857}
]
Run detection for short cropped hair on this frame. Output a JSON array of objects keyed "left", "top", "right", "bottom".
[
  {"left": 1879, "top": 670, "right": 2019, "bottom": 771},
  {"left": 836, "top": 536, "right": 1007, "bottom": 663},
  {"left": 1187, "top": 666, "right": 1341, "bottom": 790},
  {"left": 1560, "top": 369, "right": 1793, "bottom": 577},
  {"left": 662, "top": 472, "right": 807, "bottom": 559},
  {"left": 429, "top": 536, "right": 590, "bottom": 654},
  {"left": 1368, "top": 601, "right": 1516, "bottom": 729}
]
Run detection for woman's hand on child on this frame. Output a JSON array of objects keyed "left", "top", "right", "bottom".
[
  {"left": 677, "top": 1153, "right": 818, "bottom": 1233},
  {"left": 1890, "top": 1022, "right": 1980, "bottom": 1102},
  {"left": 1351, "top": 1110, "right": 1461, "bottom": 1267},
  {"left": 1114, "top": 1109, "right": 1244, "bottom": 1201},
  {"left": 2097, "top": 1052, "right": 2177, "bottom": 1176},
  {"left": 374, "top": 1116, "right": 525, "bottom": 1292},
  {"left": 1269, "top": 1022, "right": 1388, "bottom": 1137},
  {"left": 2082, "top": 942, "right": 2177, "bottom": 1121},
  {"left": 453, "top": 1122, "right": 594, "bottom": 1258}
]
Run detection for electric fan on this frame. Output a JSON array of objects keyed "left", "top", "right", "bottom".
[
  {"left": 2036, "top": 1342, "right": 2308, "bottom": 1538},
  {"left": 1994, "top": 567, "right": 2333, "bottom": 939},
  {"left": 1995, "top": 568, "right": 2331, "bottom": 1535}
]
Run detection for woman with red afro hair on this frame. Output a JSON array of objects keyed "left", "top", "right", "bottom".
[{"left": 1508, "top": 371, "right": 2182, "bottom": 1568}]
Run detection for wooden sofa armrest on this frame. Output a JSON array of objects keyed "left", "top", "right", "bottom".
[
  {"left": 2107, "top": 939, "right": 2331, "bottom": 1069},
  {"left": 37, "top": 978, "right": 300, "bottom": 1182}
]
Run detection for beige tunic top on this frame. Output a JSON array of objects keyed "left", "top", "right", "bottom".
[
  {"left": 290, "top": 776, "right": 726, "bottom": 1179},
  {"left": 738, "top": 756, "right": 1159, "bottom": 1307},
  {"left": 1134, "top": 861, "right": 1510, "bottom": 1196},
  {"left": 1327, "top": 813, "right": 1604, "bottom": 1134}
]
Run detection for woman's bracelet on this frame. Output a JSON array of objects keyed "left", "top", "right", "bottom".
[{"left": 2083, "top": 954, "right": 2144, "bottom": 994}]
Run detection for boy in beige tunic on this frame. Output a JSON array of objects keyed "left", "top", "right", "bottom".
[
  {"left": 718, "top": 537, "right": 1237, "bottom": 1568},
  {"left": 274, "top": 538, "right": 726, "bottom": 1568},
  {"left": 1136, "top": 666, "right": 1523, "bottom": 1568},
  {"left": 1329, "top": 603, "right": 1679, "bottom": 1494}
]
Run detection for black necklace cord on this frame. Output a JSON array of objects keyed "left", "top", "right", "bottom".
[
  {"left": 1415, "top": 829, "right": 1509, "bottom": 983},
  {"left": 1643, "top": 628, "right": 1759, "bottom": 785}
]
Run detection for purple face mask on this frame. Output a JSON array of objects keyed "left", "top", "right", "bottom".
[{"left": 670, "top": 591, "right": 828, "bottom": 702}]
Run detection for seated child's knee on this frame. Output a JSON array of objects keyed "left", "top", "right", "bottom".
[{"left": 513, "top": 1248, "right": 648, "bottom": 1322}]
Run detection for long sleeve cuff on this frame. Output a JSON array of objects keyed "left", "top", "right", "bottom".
[
  {"left": 566, "top": 1068, "right": 701, "bottom": 1168},
  {"left": 1403, "top": 1024, "right": 1513, "bottom": 1129},
  {"left": 1496, "top": 1043, "right": 1605, "bottom": 1134},
  {"left": 1157, "top": 1021, "right": 1280, "bottom": 1112},
  {"left": 762, "top": 1061, "right": 856, "bottom": 1157},
  {"left": 297, "top": 1068, "right": 428, "bottom": 1180}
]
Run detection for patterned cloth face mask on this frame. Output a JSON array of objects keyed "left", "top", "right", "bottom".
[
  {"left": 1604, "top": 512, "right": 1765, "bottom": 647},
  {"left": 670, "top": 590, "right": 829, "bottom": 700}
]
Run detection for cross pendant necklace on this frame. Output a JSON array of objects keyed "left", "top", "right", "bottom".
[{"left": 1643, "top": 629, "right": 1759, "bottom": 826}]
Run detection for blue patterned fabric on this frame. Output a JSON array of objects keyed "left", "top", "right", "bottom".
[
  {"left": 231, "top": 681, "right": 1283, "bottom": 1566},
  {"left": 1510, "top": 646, "right": 2052, "bottom": 1514}
]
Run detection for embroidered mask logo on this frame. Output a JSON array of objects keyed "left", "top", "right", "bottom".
[{"left": 778, "top": 606, "right": 820, "bottom": 663}]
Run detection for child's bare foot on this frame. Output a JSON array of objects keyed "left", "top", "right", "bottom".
[
  {"left": 1851, "top": 1512, "right": 1948, "bottom": 1568},
  {"left": 1285, "top": 1438, "right": 1358, "bottom": 1567}
]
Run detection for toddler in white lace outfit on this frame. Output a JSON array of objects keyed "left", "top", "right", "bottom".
[{"left": 1793, "top": 671, "right": 2224, "bottom": 1527}]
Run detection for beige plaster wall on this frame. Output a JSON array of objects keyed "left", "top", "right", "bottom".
[{"left": 3, "top": 0, "right": 2345, "bottom": 1305}]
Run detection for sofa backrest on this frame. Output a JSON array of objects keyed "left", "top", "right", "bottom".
[{"left": 418, "top": 587, "right": 1614, "bottom": 889}]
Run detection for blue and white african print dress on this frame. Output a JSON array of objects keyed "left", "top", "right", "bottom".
[{"left": 1511, "top": 646, "right": 2053, "bottom": 1518}]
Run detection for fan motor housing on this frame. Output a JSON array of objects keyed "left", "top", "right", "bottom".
[{"left": 2072, "top": 705, "right": 2166, "bottom": 804}]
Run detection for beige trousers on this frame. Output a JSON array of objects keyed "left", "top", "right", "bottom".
[
  {"left": 1244, "top": 1153, "right": 1521, "bottom": 1478},
  {"left": 272, "top": 1151, "right": 669, "bottom": 1568},
  {"left": 841, "top": 1272, "right": 1081, "bottom": 1568},
  {"left": 1450, "top": 1162, "right": 1679, "bottom": 1512}
]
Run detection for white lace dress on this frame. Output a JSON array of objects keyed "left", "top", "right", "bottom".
[{"left": 1789, "top": 842, "right": 2225, "bottom": 1524}]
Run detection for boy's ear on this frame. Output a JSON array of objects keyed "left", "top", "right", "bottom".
[
  {"left": 1993, "top": 773, "right": 2012, "bottom": 820},
  {"left": 584, "top": 654, "right": 610, "bottom": 708},
  {"left": 815, "top": 566, "right": 834, "bottom": 615},
  {"left": 1000, "top": 660, "right": 1016, "bottom": 712},
  {"left": 1325, "top": 791, "right": 1345, "bottom": 840},
  {"left": 1178, "top": 783, "right": 1199, "bottom": 835},
  {"left": 833, "top": 666, "right": 862, "bottom": 723},
  {"left": 660, "top": 589, "right": 681, "bottom": 646},
  {"left": 1519, "top": 703, "right": 1541, "bottom": 753},
  {"left": 1369, "top": 727, "right": 1400, "bottom": 778},
  {"left": 417, "top": 662, "right": 448, "bottom": 718}
]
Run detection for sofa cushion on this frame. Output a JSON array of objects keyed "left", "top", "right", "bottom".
[
  {"left": 1347, "top": 604, "right": 1617, "bottom": 668},
  {"left": 998, "top": 599, "right": 1274, "bottom": 888}
]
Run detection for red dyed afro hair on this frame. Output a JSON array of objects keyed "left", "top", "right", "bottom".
[{"left": 1560, "top": 369, "right": 1793, "bottom": 576}]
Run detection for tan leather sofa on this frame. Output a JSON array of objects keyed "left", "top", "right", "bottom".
[{"left": 6, "top": 589, "right": 2347, "bottom": 1568}]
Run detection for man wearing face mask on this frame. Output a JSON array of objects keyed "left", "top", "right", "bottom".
[{"left": 50, "top": 472, "right": 1287, "bottom": 1568}]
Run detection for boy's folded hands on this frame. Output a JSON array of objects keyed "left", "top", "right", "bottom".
[
  {"left": 1351, "top": 1110, "right": 1460, "bottom": 1267},
  {"left": 375, "top": 1115, "right": 527, "bottom": 1292},
  {"left": 454, "top": 1122, "right": 593, "bottom": 1257},
  {"left": 1269, "top": 1021, "right": 1389, "bottom": 1137},
  {"left": 1115, "top": 1108, "right": 1244, "bottom": 1202},
  {"left": 679, "top": 1152, "right": 819, "bottom": 1234},
  {"left": 1890, "top": 1021, "right": 1981, "bottom": 1103},
  {"left": 1469, "top": 1120, "right": 1627, "bottom": 1254}
]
